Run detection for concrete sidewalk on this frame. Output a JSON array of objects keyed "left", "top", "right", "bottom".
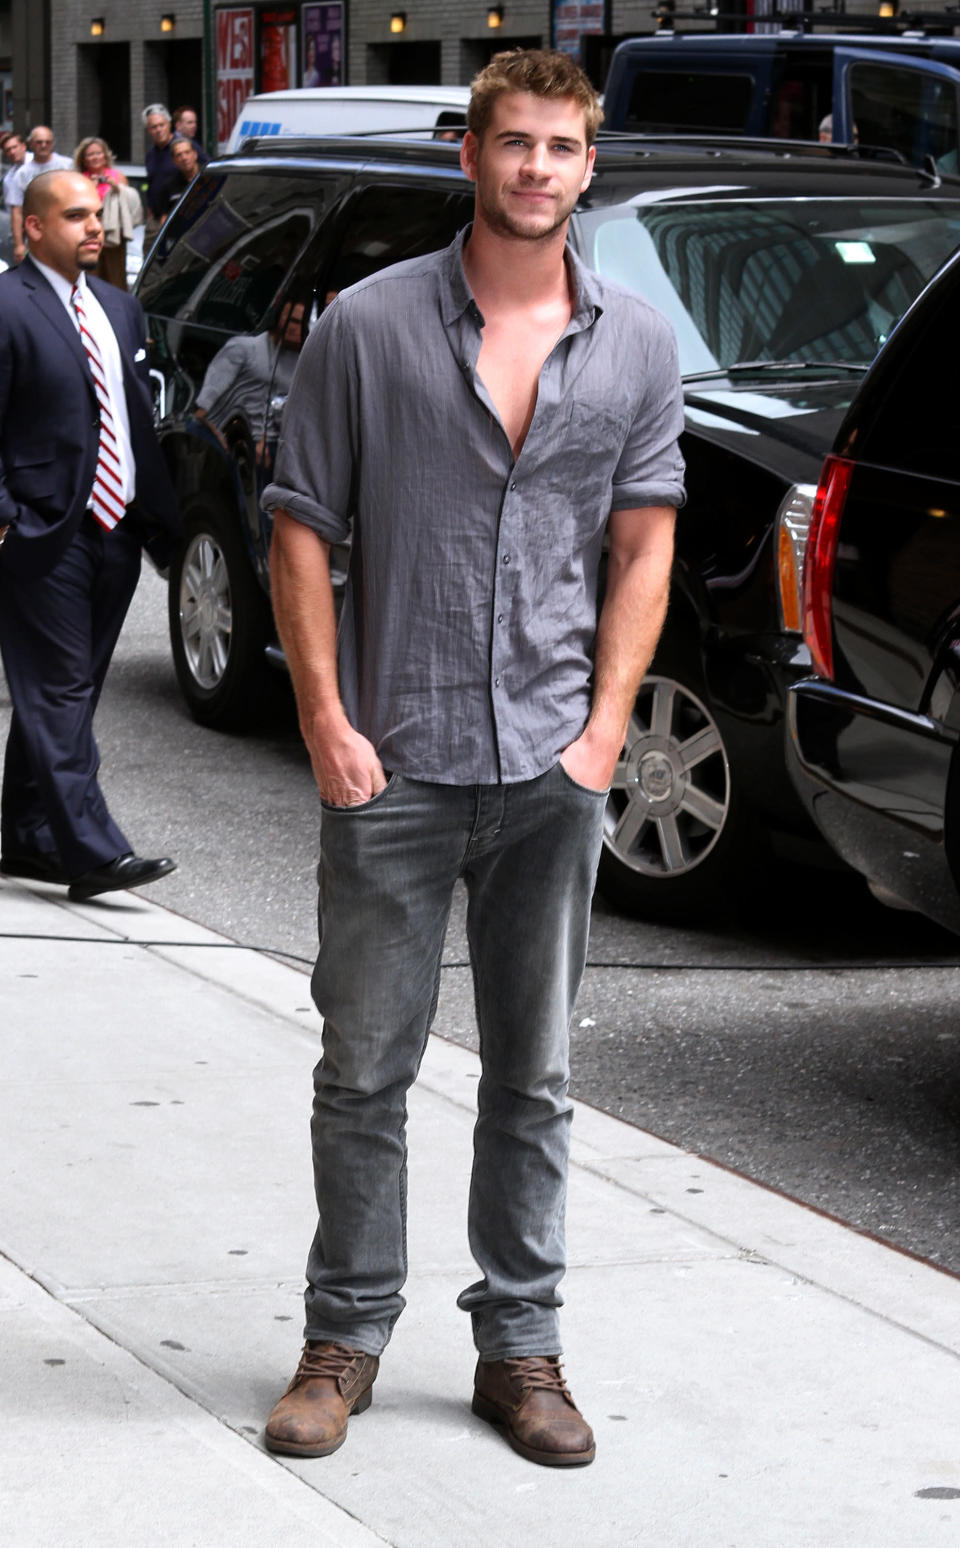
[{"left": 1, "top": 874, "right": 959, "bottom": 1548}]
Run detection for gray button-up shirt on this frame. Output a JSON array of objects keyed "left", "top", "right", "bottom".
[{"left": 262, "top": 228, "right": 685, "bottom": 784}]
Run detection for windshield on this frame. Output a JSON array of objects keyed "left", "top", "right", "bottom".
[{"left": 576, "top": 199, "right": 960, "bottom": 377}]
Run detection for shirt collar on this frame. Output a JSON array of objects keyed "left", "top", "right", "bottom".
[
  {"left": 439, "top": 227, "right": 479, "bottom": 326},
  {"left": 439, "top": 223, "right": 604, "bottom": 333},
  {"left": 29, "top": 256, "right": 88, "bottom": 311}
]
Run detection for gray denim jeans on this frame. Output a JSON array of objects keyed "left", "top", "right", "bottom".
[{"left": 302, "top": 762, "right": 606, "bottom": 1360}]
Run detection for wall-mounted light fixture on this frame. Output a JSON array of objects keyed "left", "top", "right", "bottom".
[
  {"left": 90, "top": 16, "right": 105, "bottom": 35},
  {"left": 487, "top": 5, "right": 504, "bottom": 27},
  {"left": 390, "top": 10, "right": 407, "bottom": 32},
  {"left": 877, "top": 0, "right": 897, "bottom": 15},
  {"left": 161, "top": 12, "right": 176, "bottom": 31}
]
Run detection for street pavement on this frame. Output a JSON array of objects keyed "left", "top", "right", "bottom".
[{"left": 2, "top": 871, "right": 960, "bottom": 1547}]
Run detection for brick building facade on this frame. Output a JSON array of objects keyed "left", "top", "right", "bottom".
[{"left": 13, "top": 0, "right": 897, "bottom": 161}]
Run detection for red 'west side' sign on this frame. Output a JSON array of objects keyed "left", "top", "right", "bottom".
[{"left": 216, "top": 7, "right": 256, "bottom": 152}]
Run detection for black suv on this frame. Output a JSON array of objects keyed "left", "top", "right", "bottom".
[
  {"left": 136, "top": 134, "right": 960, "bottom": 921},
  {"left": 788, "top": 248, "right": 960, "bottom": 934}
]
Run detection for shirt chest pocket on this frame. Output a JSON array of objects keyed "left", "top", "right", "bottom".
[{"left": 535, "top": 398, "right": 630, "bottom": 500}]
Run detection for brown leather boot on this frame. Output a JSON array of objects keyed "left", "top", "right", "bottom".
[
  {"left": 264, "top": 1341, "right": 379, "bottom": 1457},
  {"left": 472, "top": 1355, "right": 596, "bottom": 1466}
]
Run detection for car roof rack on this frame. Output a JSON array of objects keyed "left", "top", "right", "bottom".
[
  {"left": 639, "top": 9, "right": 960, "bottom": 34},
  {"left": 226, "top": 129, "right": 959, "bottom": 173},
  {"left": 233, "top": 122, "right": 465, "bottom": 153},
  {"left": 227, "top": 134, "right": 467, "bottom": 169}
]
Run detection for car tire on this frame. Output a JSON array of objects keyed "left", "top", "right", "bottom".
[
  {"left": 596, "top": 656, "right": 764, "bottom": 922},
  {"left": 168, "top": 502, "right": 275, "bottom": 730}
]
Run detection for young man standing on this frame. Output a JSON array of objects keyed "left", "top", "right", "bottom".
[{"left": 261, "top": 49, "right": 684, "bottom": 1468}]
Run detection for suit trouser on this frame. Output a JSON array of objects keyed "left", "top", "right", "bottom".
[
  {"left": 0, "top": 512, "right": 142, "bottom": 874},
  {"left": 302, "top": 763, "right": 607, "bottom": 1360}
]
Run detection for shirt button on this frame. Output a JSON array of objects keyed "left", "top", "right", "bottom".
[
  {"left": 510, "top": 481, "right": 517, "bottom": 490},
  {"left": 497, "top": 614, "right": 503, "bottom": 624},
  {"left": 494, "top": 676, "right": 501, "bottom": 687},
  {"left": 502, "top": 554, "right": 510, "bottom": 565}
]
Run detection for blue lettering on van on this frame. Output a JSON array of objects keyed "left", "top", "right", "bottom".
[{"left": 238, "top": 119, "right": 284, "bottom": 139}]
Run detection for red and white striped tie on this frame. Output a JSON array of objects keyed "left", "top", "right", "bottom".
[{"left": 70, "top": 281, "right": 126, "bottom": 531}]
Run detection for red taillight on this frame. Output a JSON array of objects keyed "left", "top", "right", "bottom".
[{"left": 801, "top": 455, "right": 854, "bottom": 681}]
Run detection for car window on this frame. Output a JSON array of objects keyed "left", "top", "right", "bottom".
[
  {"left": 621, "top": 71, "right": 754, "bottom": 135},
  {"left": 576, "top": 198, "right": 960, "bottom": 374},
  {"left": 857, "top": 274, "right": 959, "bottom": 481},
  {"left": 849, "top": 63, "right": 960, "bottom": 170},
  {"left": 315, "top": 181, "right": 474, "bottom": 302},
  {"left": 770, "top": 56, "right": 834, "bottom": 140},
  {"left": 138, "top": 171, "right": 328, "bottom": 331}
]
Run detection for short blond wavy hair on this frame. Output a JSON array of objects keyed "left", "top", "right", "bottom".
[
  {"left": 467, "top": 49, "right": 604, "bottom": 147},
  {"left": 74, "top": 136, "right": 116, "bottom": 173}
]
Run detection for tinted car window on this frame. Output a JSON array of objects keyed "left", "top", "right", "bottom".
[
  {"left": 576, "top": 198, "right": 960, "bottom": 373},
  {"left": 623, "top": 72, "right": 754, "bottom": 134},
  {"left": 770, "top": 56, "right": 833, "bottom": 140},
  {"left": 317, "top": 182, "right": 474, "bottom": 299},
  {"left": 855, "top": 280, "right": 957, "bottom": 481},
  {"left": 850, "top": 63, "right": 960, "bottom": 170},
  {"left": 138, "top": 171, "right": 326, "bottom": 331}
]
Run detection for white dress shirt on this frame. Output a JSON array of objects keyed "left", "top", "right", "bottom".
[{"left": 30, "top": 259, "right": 136, "bottom": 508}]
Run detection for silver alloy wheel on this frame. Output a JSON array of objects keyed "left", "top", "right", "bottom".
[
  {"left": 603, "top": 675, "right": 731, "bottom": 879},
  {"left": 178, "top": 532, "right": 233, "bottom": 691}
]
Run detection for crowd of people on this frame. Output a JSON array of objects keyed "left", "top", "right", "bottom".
[{"left": 0, "top": 104, "right": 207, "bottom": 290}]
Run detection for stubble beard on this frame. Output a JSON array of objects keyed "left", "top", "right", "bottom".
[{"left": 477, "top": 182, "right": 578, "bottom": 245}]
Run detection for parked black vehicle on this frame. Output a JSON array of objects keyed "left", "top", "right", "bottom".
[
  {"left": 787, "top": 248, "right": 960, "bottom": 935},
  {"left": 136, "top": 134, "right": 960, "bottom": 920},
  {"left": 602, "top": 33, "right": 960, "bottom": 168}
]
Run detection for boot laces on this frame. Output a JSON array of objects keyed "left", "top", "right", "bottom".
[
  {"left": 293, "top": 1341, "right": 365, "bottom": 1389},
  {"left": 504, "top": 1355, "right": 571, "bottom": 1397}
]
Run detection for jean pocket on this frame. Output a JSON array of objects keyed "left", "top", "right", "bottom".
[
  {"left": 555, "top": 760, "right": 610, "bottom": 798},
  {"left": 320, "top": 770, "right": 400, "bottom": 814}
]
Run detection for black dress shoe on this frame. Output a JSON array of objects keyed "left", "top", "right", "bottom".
[
  {"left": 0, "top": 852, "right": 69, "bottom": 885},
  {"left": 68, "top": 853, "right": 177, "bottom": 902}
]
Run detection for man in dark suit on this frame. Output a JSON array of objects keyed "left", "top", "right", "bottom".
[{"left": 0, "top": 170, "right": 181, "bottom": 901}]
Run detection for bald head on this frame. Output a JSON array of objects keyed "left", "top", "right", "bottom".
[
  {"left": 28, "top": 126, "right": 57, "bottom": 163},
  {"left": 23, "top": 168, "right": 80, "bottom": 221},
  {"left": 23, "top": 171, "right": 104, "bottom": 280}
]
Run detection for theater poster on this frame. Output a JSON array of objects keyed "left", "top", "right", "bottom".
[
  {"left": 216, "top": 7, "right": 255, "bottom": 152},
  {"left": 260, "top": 8, "right": 298, "bottom": 94},
  {"left": 302, "top": 4, "right": 344, "bottom": 87},
  {"left": 553, "top": 0, "right": 604, "bottom": 59}
]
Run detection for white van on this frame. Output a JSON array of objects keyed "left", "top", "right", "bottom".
[{"left": 225, "top": 85, "right": 470, "bottom": 153}]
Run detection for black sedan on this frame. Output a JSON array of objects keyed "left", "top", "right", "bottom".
[{"left": 787, "top": 247, "right": 960, "bottom": 935}]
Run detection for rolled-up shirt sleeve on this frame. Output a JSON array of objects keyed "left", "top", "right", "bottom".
[
  {"left": 610, "top": 312, "right": 686, "bottom": 512},
  {"left": 261, "top": 298, "right": 356, "bottom": 545}
]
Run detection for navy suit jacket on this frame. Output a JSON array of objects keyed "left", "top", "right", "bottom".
[{"left": 0, "top": 257, "right": 180, "bottom": 581}]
